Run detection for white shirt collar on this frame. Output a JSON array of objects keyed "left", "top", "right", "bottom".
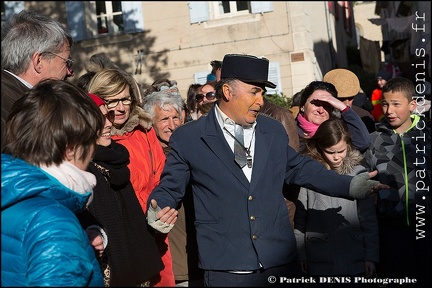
[
  {"left": 215, "top": 103, "right": 256, "bottom": 131},
  {"left": 215, "top": 103, "right": 256, "bottom": 181},
  {"left": 3, "top": 69, "right": 33, "bottom": 88}
]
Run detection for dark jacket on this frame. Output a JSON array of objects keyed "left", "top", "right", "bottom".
[
  {"left": 353, "top": 92, "right": 373, "bottom": 112},
  {"left": 351, "top": 105, "right": 376, "bottom": 133},
  {"left": 294, "top": 150, "right": 379, "bottom": 275},
  {"left": 260, "top": 98, "right": 300, "bottom": 227},
  {"left": 164, "top": 147, "right": 202, "bottom": 283},
  {"left": 148, "top": 105, "right": 353, "bottom": 271},
  {"left": 362, "top": 114, "right": 431, "bottom": 224},
  {"left": 361, "top": 115, "right": 431, "bottom": 287},
  {"left": 1, "top": 70, "right": 30, "bottom": 141},
  {"left": 79, "top": 142, "right": 163, "bottom": 286}
]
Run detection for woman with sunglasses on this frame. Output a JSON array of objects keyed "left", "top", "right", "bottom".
[
  {"left": 196, "top": 81, "right": 217, "bottom": 111},
  {"left": 78, "top": 94, "right": 163, "bottom": 286},
  {"left": 296, "top": 81, "right": 370, "bottom": 153},
  {"left": 87, "top": 68, "right": 174, "bottom": 287},
  {"left": 186, "top": 83, "right": 202, "bottom": 121}
]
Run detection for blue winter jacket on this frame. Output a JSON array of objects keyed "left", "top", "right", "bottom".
[{"left": 1, "top": 154, "right": 104, "bottom": 287}]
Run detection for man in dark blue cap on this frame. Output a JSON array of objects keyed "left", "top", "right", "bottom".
[{"left": 145, "top": 54, "right": 389, "bottom": 287}]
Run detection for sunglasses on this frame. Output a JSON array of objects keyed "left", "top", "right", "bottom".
[
  {"left": 338, "top": 96, "right": 355, "bottom": 101},
  {"left": 103, "top": 110, "right": 115, "bottom": 123},
  {"left": 45, "top": 52, "right": 74, "bottom": 70},
  {"left": 196, "top": 92, "right": 216, "bottom": 102}
]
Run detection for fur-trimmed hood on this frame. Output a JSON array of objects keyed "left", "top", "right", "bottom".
[
  {"left": 333, "top": 149, "right": 363, "bottom": 175},
  {"left": 111, "top": 106, "right": 153, "bottom": 136}
]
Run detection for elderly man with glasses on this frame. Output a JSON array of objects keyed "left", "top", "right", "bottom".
[{"left": 1, "top": 10, "right": 74, "bottom": 141}]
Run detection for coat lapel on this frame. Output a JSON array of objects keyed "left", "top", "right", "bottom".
[
  {"left": 201, "top": 108, "right": 250, "bottom": 188},
  {"left": 250, "top": 117, "right": 273, "bottom": 192}
]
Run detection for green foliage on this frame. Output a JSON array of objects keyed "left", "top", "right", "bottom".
[{"left": 265, "top": 93, "right": 292, "bottom": 110}]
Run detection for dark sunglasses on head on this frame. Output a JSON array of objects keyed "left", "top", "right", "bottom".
[
  {"left": 196, "top": 92, "right": 216, "bottom": 102},
  {"left": 103, "top": 110, "right": 115, "bottom": 123}
]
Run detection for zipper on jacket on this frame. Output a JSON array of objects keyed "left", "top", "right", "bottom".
[{"left": 399, "top": 134, "right": 410, "bottom": 226}]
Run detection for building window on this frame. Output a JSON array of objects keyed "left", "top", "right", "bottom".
[
  {"left": 189, "top": 2, "right": 273, "bottom": 24},
  {"left": 66, "top": 1, "right": 144, "bottom": 42},
  {"left": 1, "top": 2, "right": 5, "bottom": 22},
  {"left": 266, "top": 62, "right": 281, "bottom": 95},
  {"left": 2, "top": 1, "right": 25, "bottom": 23},
  {"left": 194, "top": 71, "right": 209, "bottom": 85},
  {"left": 212, "top": 1, "right": 250, "bottom": 19},
  {"left": 96, "top": 1, "right": 124, "bottom": 35}
]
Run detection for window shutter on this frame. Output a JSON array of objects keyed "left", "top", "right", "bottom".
[
  {"left": 251, "top": 2, "right": 273, "bottom": 14},
  {"left": 189, "top": 2, "right": 209, "bottom": 24},
  {"left": 4, "top": 1, "right": 24, "bottom": 18},
  {"left": 194, "top": 71, "right": 209, "bottom": 85},
  {"left": 66, "top": 1, "right": 87, "bottom": 42},
  {"left": 267, "top": 62, "right": 281, "bottom": 95},
  {"left": 123, "top": 1, "right": 144, "bottom": 33}
]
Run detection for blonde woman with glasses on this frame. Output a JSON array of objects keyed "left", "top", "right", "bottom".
[{"left": 88, "top": 68, "right": 175, "bottom": 287}]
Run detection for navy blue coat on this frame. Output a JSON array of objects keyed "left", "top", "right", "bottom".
[{"left": 148, "top": 106, "right": 353, "bottom": 271}]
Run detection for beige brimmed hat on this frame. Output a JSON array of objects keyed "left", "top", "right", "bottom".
[{"left": 323, "top": 68, "right": 360, "bottom": 98}]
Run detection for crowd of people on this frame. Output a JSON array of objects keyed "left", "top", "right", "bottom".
[{"left": 1, "top": 10, "right": 431, "bottom": 288}]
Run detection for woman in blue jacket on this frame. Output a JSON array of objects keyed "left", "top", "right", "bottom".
[{"left": 1, "top": 79, "right": 104, "bottom": 287}]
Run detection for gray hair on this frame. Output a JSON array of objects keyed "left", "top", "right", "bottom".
[
  {"left": 1, "top": 10, "right": 73, "bottom": 74},
  {"left": 142, "top": 89, "right": 185, "bottom": 122}
]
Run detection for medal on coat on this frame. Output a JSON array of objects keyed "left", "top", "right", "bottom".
[
  {"left": 246, "top": 155, "right": 253, "bottom": 168},
  {"left": 223, "top": 126, "right": 255, "bottom": 169}
]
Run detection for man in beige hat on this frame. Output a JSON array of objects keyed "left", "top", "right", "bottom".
[{"left": 324, "top": 68, "right": 376, "bottom": 132}]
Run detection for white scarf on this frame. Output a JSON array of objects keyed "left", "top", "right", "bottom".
[{"left": 40, "top": 161, "right": 96, "bottom": 207}]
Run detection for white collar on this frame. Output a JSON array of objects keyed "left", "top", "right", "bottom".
[
  {"left": 215, "top": 103, "right": 256, "bottom": 131},
  {"left": 39, "top": 161, "right": 96, "bottom": 207},
  {"left": 3, "top": 69, "right": 33, "bottom": 88}
]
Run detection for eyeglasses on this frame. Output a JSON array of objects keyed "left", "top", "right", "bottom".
[
  {"left": 46, "top": 52, "right": 74, "bottom": 70},
  {"left": 196, "top": 92, "right": 216, "bottom": 102},
  {"left": 103, "top": 110, "right": 115, "bottom": 123},
  {"left": 104, "top": 97, "right": 133, "bottom": 108}
]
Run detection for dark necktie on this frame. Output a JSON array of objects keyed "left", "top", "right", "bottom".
[{"left": 234, "top": 124, "right": 247, "bottom": 168}]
